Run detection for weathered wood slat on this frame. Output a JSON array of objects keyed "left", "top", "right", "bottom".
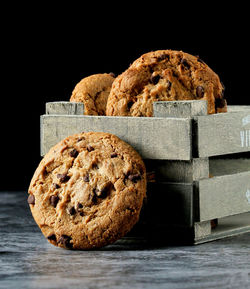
[
  {"left": 210, "top": 158, "right": 250, "bottom": 177},
  {"left": 195, "top": 171, "right": 250, "bottom": 222},
  {"left": 153, "top": 100, "right": 207, "bottom": 118},
  {"left": 196, "top": 110, "right": 250, "bottom": 157},
  {"left": 46, "top": 101, "right": 84, "bottom": 115},
  {"left": 40, "top": 115, "right": 192, "bottom": 160},
  {"left": 194, "top": 212, "right": 250, "bottom": 244},
  {"left": 194, "top": 221, "right": 211, "bottom": 239},
  {"left": 227, "top": 105, "right": 250, "bottom": 112}
]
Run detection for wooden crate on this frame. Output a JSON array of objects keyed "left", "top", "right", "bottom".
[{"left": 40, "top": 100, "right": 250, "bottom": 244}]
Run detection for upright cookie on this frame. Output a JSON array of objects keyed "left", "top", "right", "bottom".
[
  {"left": 106, "top": 50, "right": 226, "bottom": 116},
  {"left": 28, "top": 132, "right": 146, "bottom": 249},
  {"left": 70, "top": 73, "right": 115, "bottom": 115}
]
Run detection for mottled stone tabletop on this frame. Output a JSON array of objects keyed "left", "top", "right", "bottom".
[{"left": 0, "top": 191, "right": 249, "bottom": 289}]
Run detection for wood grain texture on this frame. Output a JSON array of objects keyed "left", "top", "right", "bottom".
[
  {"left": 153, "top": 100, "right": 207, "bottom": 118},
  {"left": 194, "top": 212, "right": 250, "bottom": 244},
  {"left": 194, "top": 221, "right": 211, "bottom": 239},
  {"left": 46, "top": 101, "right": 84, "bottom": 115},
  {"left": 196, "top": 110, "right": 250, "bottom": 157},
  {"left": 40, "top": 115, "right": 192, "bottom": 160},
  {"left": 210, "top": 158, "right": 250, "bottom": 176},
  {"left": 196, "top": 171, "right": 250, "bottom": 222},
  {"left": 227, "top": 105, "right": 250, "bottom": 112}
]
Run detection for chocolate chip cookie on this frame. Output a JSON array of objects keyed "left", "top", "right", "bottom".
[
  {"left": 106, "top": 50, "right": 226, "bottom": 116},
  {"left": 28, "top": 132, "right": 146, "bottom": 249},
  {"left": 70, "top": 73, "right": 115, "bottom": 115}
]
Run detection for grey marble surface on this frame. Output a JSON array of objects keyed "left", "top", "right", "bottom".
[{"left": 0, "top": 192, "right": 249, "bottom": 289}]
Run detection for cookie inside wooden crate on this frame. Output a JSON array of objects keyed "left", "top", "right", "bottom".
[{"left": 106, "top": 50, "right": 227, "bottom": 117}]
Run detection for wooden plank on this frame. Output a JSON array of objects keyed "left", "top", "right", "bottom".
[
  {"left": 196, "top": 110, "right": 250, "bottom": 157},
  {"left": 194, "top": 212, "right": 250, "bottom": 244},
  {"left": 210, "top": 158, "right": 250, "bottom": 177},
  {"left": 46, "top": 101, "right": 84, "bottom": 115},
  {"left": 146, "top": 182, "right": 193, "bottom": 227},
  {"left": 145, "top": 158, "right": 209, "bottom": 183},
  {"left": 194, "top": 221, "right": 211, "bottom": 239},
  {"left": 196, "top": 171, "right": 250, "bottom": 222},
  {"left": 227, "top": 105, "right": 250, "bottom": 112},
  {"left": 153, "top": 100, "right": 207, "bottom": 118},
  {"left": 40, "top": 115, "right": 192, "bottom": 160}
]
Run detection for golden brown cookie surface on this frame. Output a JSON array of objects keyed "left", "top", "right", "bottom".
[
  {"left": 106, "top": 50, "right": 226, "bottom": 116},
  {"left": 70, "top": 73, "right": 115, "bottom": 115},
  {"left": 28, "top": 132, "right": 146, "bottom": 249}
]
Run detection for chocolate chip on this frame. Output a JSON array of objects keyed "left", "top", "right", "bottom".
[
  {"left": 83, "top": 173, "right": 89, "bottom": 182},
  {"left": 69, "top": 206, "right": 76, "bottom": 215},
  {"left": 128, "top": 173, "right": 141, "bottom": 183},
  {"left": 95, "top": 190, "right": 104, "bottom": 198},
  {"left": 215, "top": 98, "right": 227, "bottom": 109},
  {"left": 157, "top": 54, "right": 169, "bottom": 61},
  {"left": 87, "top": 145, "right": 94, "bottom": 152},
  {"left": 77, "top": 137, "right": 84, "bottom": 142},
  {"left": 151, "top": 74, "right": 161, "bottom": 85},
  {"left": 111, "top": 152, "right": 118, "bottom": 158},
  {"left": 47, "top": 234, "right": 56, "bottom": 241},
  {"left": 96, "top": 182, "right": 113, "bottom": 199},
  {"left": 98, "top": 189, "right": 108, "bottom": 198},
  {"left": 126, "top": 207, "right": 135, "bottom": 213},
  {"left": 181, "top": 58, "right": 190, "bottom": 69},
  {"left": 92, "top": 191, "right": 98, "bottom": 204},
  {"left": 127, "top": 101, "right": 134, "bottom": 110},
  {"left": 53, "top": 183, "right": 60, "bottom": 189},
  {"left": 58, "top": 235, "right": 72, "bottom": 249},
  {"left": 57, "top": 173, "right": 70, "bottom": 183},
  {"left": 77, "top": 203, "right": 83, "bottom": 209},
  {"left": 27, "top": 194, "right": 35, "bottom": 205},
  {"left": 80, "top": 212, "right": 84, "bottom": 216},
  {"left": 196, "top": 86, "right": 204, "bottom": 98},
  {"left": 94, "top": 91, "right": 102, "bottom": 100},
  {"left": 172, "top": 71, "right": 178, "bottom": 78},
  {"left": 69, "top": 149, "right": 79, "bottom": 158},
  {"left": 92, "top": 163, "right": 99, "bottom": 169},
  {"left": 50, "top": 195, "right": 59, "bottom": 208},
  {"left": 109, "top": 72, "right": 116, "bottom": 77},
  {"left": 43, "top": 167, "right": 48, "bottom": 177}
]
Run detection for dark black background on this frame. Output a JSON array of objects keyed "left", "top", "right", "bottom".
[{"left": 1, "top": 5, "right": 250, "bottom": 191}]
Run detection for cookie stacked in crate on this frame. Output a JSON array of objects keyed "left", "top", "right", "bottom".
[{"left": 29, "top": 50, "right": 250, "bottom": 249}]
